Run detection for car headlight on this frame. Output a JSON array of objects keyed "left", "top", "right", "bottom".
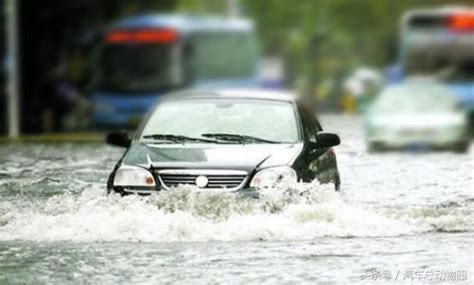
[
  {"left": 250, "top": 166, "right": 297, "bottom": 189},
  {"left": 113, "top": 165, "right": 155, "bottom": 187}
]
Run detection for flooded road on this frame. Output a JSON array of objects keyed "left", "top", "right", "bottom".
[{"left": 0, "top": 115, "right": 472, "bottom": 283}]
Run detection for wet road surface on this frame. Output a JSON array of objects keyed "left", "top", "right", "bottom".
[{"left": 0, "top": 115, "right": 472, "bottom": 283}]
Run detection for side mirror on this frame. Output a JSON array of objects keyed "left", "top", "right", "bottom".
[
  {"left": 314, "top": 131, "right": 340, "bottom": 148},
  {"left": 106, "top": 131, "right": 131, "bottom": 148}
]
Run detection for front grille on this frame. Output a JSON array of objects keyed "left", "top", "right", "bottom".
[{"left": 157, "top": 170, "right": 248, "bottom": 190}]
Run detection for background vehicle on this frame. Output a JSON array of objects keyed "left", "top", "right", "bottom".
[
  {"left": 365, "top": 81, "right": 469, "bottom": 152},
  {"left": 397, "top": 7, "right": 474, "bottom": 132},
  {"left": 105, "top": 89, "right": 341, "bottom": 194},
  {"left": 90, "top": 14, "right": 260, "bottom": 127}
]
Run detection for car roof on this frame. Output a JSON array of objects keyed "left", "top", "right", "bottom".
[{"left": 163, "top": 89, "right": 298, "bottom": 103}]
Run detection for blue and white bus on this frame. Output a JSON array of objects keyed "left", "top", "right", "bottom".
[
  {"left": 90, "top": 14, "right": 260, "bottom": 127},
  {"left": 395, "top": 7, "right": 474, "bottom": 130}
]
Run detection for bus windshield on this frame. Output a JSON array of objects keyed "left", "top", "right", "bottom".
[{"left": 95, "top": 43, "right": 178, "bottom": 93}]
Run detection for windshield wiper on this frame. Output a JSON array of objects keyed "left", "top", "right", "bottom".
[
  {"left": 142, "top": 134, "right": 218, "bottom": 143},
  {"left": 201, "top": 133, "right": 281, "bottom": 144}
]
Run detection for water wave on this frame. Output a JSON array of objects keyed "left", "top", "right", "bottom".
[{"left": 0, "top": 182, "right": 472, "bottom": 242}]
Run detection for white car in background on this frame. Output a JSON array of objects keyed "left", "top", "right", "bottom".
[{"left": 365, "top": 81, "right": 470, "bottom": 153}]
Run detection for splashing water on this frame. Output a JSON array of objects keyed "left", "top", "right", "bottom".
[{"left": 1, "top": 180, "right": 472, "bottom": 242}]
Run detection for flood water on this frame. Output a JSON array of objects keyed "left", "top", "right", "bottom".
[{"left": 0, "top": 115, "right": 472, "bottom": 283}]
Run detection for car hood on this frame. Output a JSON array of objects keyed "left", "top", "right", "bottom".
[{"left": 123, "top": 143, "right": 304, "bottom": 172}]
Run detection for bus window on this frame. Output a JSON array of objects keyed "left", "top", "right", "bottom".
[
  {"left": 189, "top": 32, "right": 258, "bottom": 80},
  {"left": 94, "top": 31, "right": 181, "bottom": 93},
  {"left": 406, "top": 14, "right": 450, "bottom": 30}
]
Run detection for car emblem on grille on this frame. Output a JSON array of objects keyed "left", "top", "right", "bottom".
[{"left": 195, "top": 175, "right": 209, "bottom": 188}]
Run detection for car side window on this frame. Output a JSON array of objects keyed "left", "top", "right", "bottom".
[
  {"left": 300, "top": 105, "right": 320, "bottom": 141},
  {"left": 313, "top": 115, "right": 323, "bottom": 132}
]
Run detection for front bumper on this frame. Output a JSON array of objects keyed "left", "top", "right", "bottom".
[
  {"left": 109, "top": 186, "right": 260, "bottom": 198},
  {"left": 109, "top": 168, "right": 252, "bottom": 195},
  {"left": 366, "top": 125, "right": 468, "bottom": 148}
]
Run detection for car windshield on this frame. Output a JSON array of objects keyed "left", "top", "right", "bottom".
[
  {"left": 371, "top": 84, "right": 457, "bottom": 114},
  {"left": 404, "top": 51, "right": 474, "bottom": 82},
  {"left": 140, "top": 99, "right": 300, "bottom": 143},
  {"left": 441, "top": 60, "right": 474, "bottom": 82}
]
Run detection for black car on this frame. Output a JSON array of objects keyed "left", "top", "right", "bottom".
[{"left": 106, "top": 89, "right": 341, "bottom": 195}]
